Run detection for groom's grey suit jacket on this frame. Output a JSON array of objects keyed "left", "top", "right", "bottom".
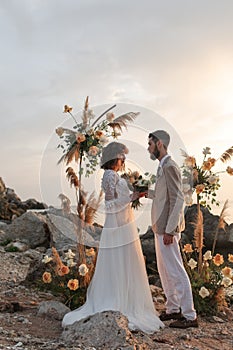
[{"left": 148, "top": 156, "right": 185, "bottom": 235}]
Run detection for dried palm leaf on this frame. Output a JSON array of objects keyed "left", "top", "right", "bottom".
[
  {"left": 57, "top": 143, "right": 80, "bottom": 165},
  {"left": 108, "top": 112, "right": 139, "bottom": 131},
  {"left": 220, "top": 146, "right": 233, "bottom": 163},
  {"left": 84, "top": 190, "right": 103, "bottom": 224},
  {"left": 66, "top": 167, "right": 79, "bottom": 188}
]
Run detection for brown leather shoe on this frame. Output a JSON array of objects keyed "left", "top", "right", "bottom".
[
  {"left": 159, "top": 310, "right": 183, "bottom": 321},
  {"left": 169, "top": 317, "right": 198, "bottom": 328}
]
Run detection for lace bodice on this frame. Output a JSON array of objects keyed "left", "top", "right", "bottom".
[{"left": 101, "top": 169, "right": 131, "bottom": 210}]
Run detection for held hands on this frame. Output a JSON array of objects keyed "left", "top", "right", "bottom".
[
  {"left": 130, "top": 191, "right": 147, "bottom": 202},
  {"left": 163, "top": 233, "right": 174, "bottom": 245}
]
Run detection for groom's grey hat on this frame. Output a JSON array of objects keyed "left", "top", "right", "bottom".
[{"left": 149, "top": 130, "right": 170, "bottom": 147}]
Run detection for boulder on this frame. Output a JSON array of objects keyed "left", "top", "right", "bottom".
[
  {"left": 38, "top": 301, "right": 70, "bottom": 320},
  {"left": 3, "top": 211, "right": 50, "bottom": 249},
  {"left": 61, "top": 311, "right": 140, "bottom": 349}
]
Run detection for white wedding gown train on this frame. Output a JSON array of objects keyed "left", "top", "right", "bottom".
[{"left": 62, "top": 170, "right": 164, "bottom": 333}]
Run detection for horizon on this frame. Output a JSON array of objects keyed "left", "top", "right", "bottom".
[{"left": 1, "top": 0, "right": 233, "bottom": 223}]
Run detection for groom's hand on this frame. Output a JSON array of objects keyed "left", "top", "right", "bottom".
[{"left": 163, "top": 233, "right": 174, "bottom": 245}]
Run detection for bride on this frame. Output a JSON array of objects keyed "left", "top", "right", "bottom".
[{"left": 62, "top": 142, "right": 164, "bottom": 333}]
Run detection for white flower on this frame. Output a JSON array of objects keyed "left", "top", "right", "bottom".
[
  {"left": 79, "top": 263, "right": 89, "bottom": 276},
  {"left": 182, "top": 183, "right": 191, "bottom": 193},
  {"left": 66, "top": 259, "right": 77, "bottom": 267},
  {"left": 203, "top": 250, "right": 212, "bottom": 261},
  {"left": 188, "top": 258, "right": 197, "bottom": 270},
  {"left": 202, "top": 147, "right": 211, "bottom": 156},
  {"left": 99, "top": 135, "right": 109, "bottom": 146},
  {"left": 64, "top": 249, "right": 76, "bottom": 260},
  {"left": 199, "top": 286, "right": 210, "bottom": 298},
  {"left": 208, "top": 175, "right": 219, "bottom": 185},
  {"left": 88, "top": 146, "right": 99, "bottom": 156},
  {"left": 221, "top": 276, "right": 233, "bottom": 288},
  {"left": 42, "top": 255, "right": 53, "bottom": 264}
]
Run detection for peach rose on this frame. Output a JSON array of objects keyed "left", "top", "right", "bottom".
[
  {"left": 195, "top": 184, "right": 205, "bottom": 194},
  {"left": 67, "top": 279, "right": 79, "bottom": 291},
  {"left": 183, "top": 244, "right": 193, "bottom": 253},
  {"left": 213, "top": 253, "right": 224, "bottom": 266},
  {"left": 42, "top": 272, "right": 52, "bottom": 284},
  {"left": 57, "top": 265, "right": 70, "bottom": 276}
]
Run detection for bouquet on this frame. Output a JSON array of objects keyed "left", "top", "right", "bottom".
[{"left": 121, "top": 170, "right": 156, "bottom": 209}]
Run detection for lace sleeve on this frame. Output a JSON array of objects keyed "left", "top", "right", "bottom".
[
  {"left": 102, "top": 170, "right": 130, "bottom": 212},
  {"left": 102, "top": 170, "right": 118, "bottom": 201}
]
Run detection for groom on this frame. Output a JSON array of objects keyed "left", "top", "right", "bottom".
[{"left": 146, "top": 130, "right": 198, "bottom": 328}]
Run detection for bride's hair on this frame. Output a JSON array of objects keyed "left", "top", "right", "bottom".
[{"left": 101, "top": 142, "right": 128, "bottom": 170}]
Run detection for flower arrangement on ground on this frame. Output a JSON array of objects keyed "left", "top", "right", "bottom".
[
  {"left": 41, "top": 247, "right": 97, "bottom": 309},
  {"left": 121, "top": 170, "right": 156, "bottom": 209},
  {"left": 181, "top": 146, "right": 233, "bottom": 210},
  {"left": 181, "top": 202, "right": 233, "bottom": 315}
]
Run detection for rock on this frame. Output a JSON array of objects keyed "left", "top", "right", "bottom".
[
  {"left": 0, "top": 177, "right": 47, "bottom": 221},
  {"left": 182, "top": 204, "right": 233, "bottom": 257},
  {"left": 140, "top": 227, "right": 156, "bottom": 264},
  {"left": 61, "top": 311, "right": 138, "bottom": 348},
  {"left": 37, "top": 301, "right": 70, "bottom": 320},
  {"left": 3, "top": 211, "right": 50, "bottom": 249}
]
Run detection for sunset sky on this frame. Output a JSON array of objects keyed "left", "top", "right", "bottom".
[{"left": 1, "top": 0, "right": 233, "bottom": 228}]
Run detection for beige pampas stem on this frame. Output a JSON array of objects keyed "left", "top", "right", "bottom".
[
  {"left": 212, "top": 199, "right": 229, "bottom": 255},
  {"left": 193, "top": 205, "right": 204, "bottom": 273}
]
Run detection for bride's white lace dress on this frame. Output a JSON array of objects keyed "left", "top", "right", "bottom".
[{"left": 62, "top": 169, "right": 164, "bottom": 333}]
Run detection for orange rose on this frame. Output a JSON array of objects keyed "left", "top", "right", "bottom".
[
  {"left": 195, "top": 184, "right": 205, "bottom": 194},
  {"left": 221, "top": 266, "right": 232, "bottom": 277},
  {"left": 183, "top": 244, "right": 193, "bottom": 253},
  {"left": 228, "top": 254, "right": 233, "bottom": 263},
  {"left": 184, "top": 156, "right": 196, "bottom": 167},
  {"left": 57, "top": 265, "right": 70, "bottom": 276},
  {"left": 42, "top": 272, "right": 52, "bottom": 283},
  {"left": 76, "top": 133, "right": 86, "bottom": 143},
  {"left": 213, "top": 253, "right": 224, "bottom": 266},
  {"left": 202, "top": 157, "right": 216, "bottom": 171},
  {"left": 67, "top": 279, "right": 79, "bottom": 291},
  {"left": 94, "top": 130, "right": 104, "bottom": 139}
]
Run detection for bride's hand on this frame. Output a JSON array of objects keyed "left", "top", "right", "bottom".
[{"left": 130, "top": 191, "right": 140, "bottom": 201}]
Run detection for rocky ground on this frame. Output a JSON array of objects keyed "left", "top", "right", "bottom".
[{"left": 0, "top": 251, "right": 233, "bottom": 350}]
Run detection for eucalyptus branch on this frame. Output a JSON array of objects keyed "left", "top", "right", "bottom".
[{"left": 91, "top": 104, "right": 116, "bottom": 128}]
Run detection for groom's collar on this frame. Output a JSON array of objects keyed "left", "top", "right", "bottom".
[{"left": 159, "top": 154, "right": 170, "bottom": 167}]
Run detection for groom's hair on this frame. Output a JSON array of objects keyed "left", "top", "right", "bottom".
[{"left": 148, "top": 130, "right": 170, "bottom": 149}]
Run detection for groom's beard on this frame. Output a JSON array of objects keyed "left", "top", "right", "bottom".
[{"left": 150, "top": 146, "right": 160, "bottom": 160}]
